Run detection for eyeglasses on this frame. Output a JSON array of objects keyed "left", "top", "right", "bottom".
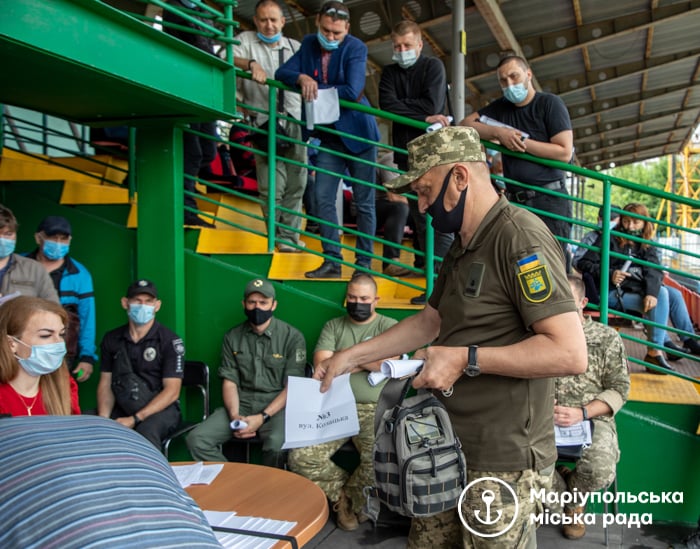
[{"left": 320, "top": 6, "right": 350, "bottom": 20}]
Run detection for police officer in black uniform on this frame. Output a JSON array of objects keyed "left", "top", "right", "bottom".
[{"left": 97, "top": 279, "right": 185, "bottom": 449}]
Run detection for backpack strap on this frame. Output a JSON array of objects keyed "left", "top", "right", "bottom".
[{"left": 373, "top": 375, "right": 415, "bottom": 434}]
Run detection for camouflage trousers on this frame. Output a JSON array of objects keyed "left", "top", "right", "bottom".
[
  {"left": 407, "top": 465, "right": 554, "bottom": 549},
  {"left": 551, "top": 419, "right": 619, "bottom": 512},
  {"left": 288, "top": 402, "right": 375, "bottom": 513}
]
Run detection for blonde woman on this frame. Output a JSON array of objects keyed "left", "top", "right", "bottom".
[{"left": 0, "top": 296, "right": 79, "bottom": 415}]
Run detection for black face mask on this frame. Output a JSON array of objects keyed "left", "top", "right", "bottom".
[
  {"left": 244, "top": 307, "right": 274, "bottom": 326},
  {"left": 426, "top": 168, "right": 467, "bottom": 234},
  {"left": 346, "top": 302, "right": 372, "bottom": 322},
  {"left": 622, "top": 227, "right": 643, "bottom": 237}
]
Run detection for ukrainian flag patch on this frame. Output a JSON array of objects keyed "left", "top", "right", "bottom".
[{"left": 517, "top": 253, "right": 552, "bottom": 302}]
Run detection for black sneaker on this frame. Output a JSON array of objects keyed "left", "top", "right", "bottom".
[
  {"left": 664, "top": 340, "right": 685, "bottom": 362},
  {"left": 683, "top": 338, "right": 700, "bottom": 356},
  {"left": 410, "top": 293, "right": 426, "bottom": 305},
  {"left": 305, "top": 261, "right": 341, "bottom": 279}
]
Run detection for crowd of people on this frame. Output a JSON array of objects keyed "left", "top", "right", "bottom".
[{"left": 2, "top": 1, "right": 699, "bottom": 547}]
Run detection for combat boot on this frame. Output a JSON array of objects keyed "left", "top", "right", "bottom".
[
  {"left": 563, "top": 505, "right": 586, "bottom": 539},
  {"left": 333, "top": 489, "right": 358, "bottom": 531}
]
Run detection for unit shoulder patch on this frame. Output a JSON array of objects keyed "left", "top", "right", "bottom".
[{"left": 516, "top": 254, "right": 553, "bottom": 303}]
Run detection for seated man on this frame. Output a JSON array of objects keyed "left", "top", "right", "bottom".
[
  {"left": 289, "top": 273, "right": 398, "bottom": 531},
  {"left": 97, "top": 279, "right": 184, "bottom": 449},
  {"left": 0, "top": 415, "right": 220, "bottom": 548},
  {"left": 552, "top": 274, "right": 630, "bottom": 540},
  {"left": 26, "top": 215, "right": 98, "bottom": 383},
  {"left": 375, "top": 152, "right": 411, "bottom": 277},
  {"left": 187, "top": 278, "right": 306, "bottom": 469}
]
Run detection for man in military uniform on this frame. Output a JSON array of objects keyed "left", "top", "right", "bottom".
[
  {"left": 288, "top": 273, "right": 398, "bottom": 531},
  {"left": 187, "top": 278, "right": 306, "bottom": 468},
  {"left": 552, "top": 275, "right": 630, "bottom": 540},
  {"left": 97, "top": 279, "right": 185, "bottom": 449},
  {"left": 314, "top": 126, "right": 588, "bottom": 548}
]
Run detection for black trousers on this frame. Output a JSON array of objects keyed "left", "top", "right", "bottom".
[
  {"left": 183, "top": 121, "right": 218, "bottom": 213},
  {"left": 112, "top": 402, "right": 180, "bottom": 450}
]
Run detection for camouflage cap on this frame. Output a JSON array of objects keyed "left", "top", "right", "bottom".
[
  {"left": 384, "top": 126, "right": 486, "bottom": 194},
  {"left": 244, "top": 278, "right": 276, "bottom": 299}
]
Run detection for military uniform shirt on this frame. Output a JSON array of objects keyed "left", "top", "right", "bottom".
[
  {"left": 219, "top": 317, "right": 306, "bottom": 411},
  {"left": 100, "top": 321, "right": 185, "bottom": 393},
  {"left": 555, "top": 317, "right": 629, "bottom": 420},
  {"left": 429, "top": 196, "right": 576, "bottom": 472},
  {"left": 315, "top": 314, "right": 398, "bottom": 403}
]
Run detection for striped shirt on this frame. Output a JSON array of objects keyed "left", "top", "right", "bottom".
[{"left": 0, "top": 415, "right": 221, "bottom": 548}]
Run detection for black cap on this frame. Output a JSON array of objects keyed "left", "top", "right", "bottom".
[
  {"left": 37, "top": 216, "right": 71, "bottom": 236},
  {"left": 126, "top": 279, "right": 158, "bottom": 299}
]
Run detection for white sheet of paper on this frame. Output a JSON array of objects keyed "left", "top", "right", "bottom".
[
  {"left": 555, "top": 420, "right": 592, "bottom": 446},
  {"left": 282, "top": 373, "right": 359, "bottom": 449},
  {"left": 171, "top": 462, "right": 224, "bottom": 488},
  {"left": 304, "top": 87, "right": 340, "bottom": 130}
]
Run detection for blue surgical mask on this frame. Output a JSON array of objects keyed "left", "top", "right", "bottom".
[
  {"left": 257, "top": 31, "right": 281, "bottom": 44},
  {"left": 0, "top": 237, "right": 16, "bottom": 258},
  {"left": 502, "top": 83, "right": 529, "bottom": 104},
  {"left": 317, "top": 31, "right": 339, "bottom": 51},
  {"left": 13, "top": 337, "right": 66, "bottom": 376},
  {"left": 42, "top": 240, "right": 70, "bottom": 261},
  {"left": 128, "top": 304, "right": 156, "bottom": 325},
  {"left": 392, "top": 49, "right": 418, "bottom": 69}
]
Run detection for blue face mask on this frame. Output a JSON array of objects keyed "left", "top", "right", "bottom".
[
  {"left": 392, "top": 49, "right": 418, "bottom": 69},
  {"left": 0, "top": 237, "right": 16, "bottom": 258},
  {"left": 42, "top": 240, "right": 70, "bottom": 261},
  {"left": 128, "top": 304, "right": 156, "bottom": 325},
  {"left": 502, "top": 83, "right": 529, "bottom": 104},
  {"left": 13, "top": 338, "right": 66, "bottom": 376},
  {"left": 257, "top": 31, "right": 281, "bottom": 44},
  {"left": 317, "top": 31, "right": 339, "bottom": 51}
]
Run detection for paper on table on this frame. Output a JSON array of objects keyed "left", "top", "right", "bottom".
[
  {"left": 204, "top": 511, "right": 296, "bottom": 549},
  {"left": 171, "top": 462, "right": 224, "bottom": 488},
  {"left": 479, "top": 114, "right": 530, "bottom": 139},
  {"left": 367, "top": 358, "right": 424, "bottom": 386},
  {"left": 304, "top": 87, "right": 340, "bottom": 130},
  {"left": 555, "top": 420, "right": 592, "bottom": 447},
  {"left": 282, "top": 373, "right": 359, "bottom": 449}
]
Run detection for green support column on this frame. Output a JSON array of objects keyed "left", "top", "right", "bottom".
[{"left": 134, "top": 124, "right": 186, "bottom": 338}]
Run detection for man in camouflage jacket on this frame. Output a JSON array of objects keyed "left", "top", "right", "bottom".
[{"left": 553, "top": 274, "right": 630, "bottom": 540}]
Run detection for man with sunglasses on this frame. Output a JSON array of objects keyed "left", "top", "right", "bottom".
[{"left": 276, "top": 1, "right": 380, "bottom": 279}]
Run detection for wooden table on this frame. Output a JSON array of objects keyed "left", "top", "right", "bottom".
[{"left": 180, "top": 462, "right": 328, "bottom": 548}]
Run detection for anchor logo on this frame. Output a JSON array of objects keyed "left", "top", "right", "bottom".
[
  {"left": 457, "top": 477, "right": 519, "bottom": 538},
  {"left": 474, "top": 489, "right": 502, "bottom": 525}
]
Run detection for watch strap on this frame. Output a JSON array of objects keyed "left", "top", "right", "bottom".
[{"left": 261, "top": 411, "right": 271, "bottom": 424}]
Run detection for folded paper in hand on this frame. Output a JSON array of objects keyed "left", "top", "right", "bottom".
[
  {"left": 282, "top": 373, "right": 359, "bottom": 449},
  {"left": 555, "top": 420, "right": 592, "bottom": 447},
  {"left": 479, "top": 115, "right": 530, "bottom": 140},
  {"left": 230, "top": 419, "right": 248, "bottom": 430},
  {"left": 305, "top": 87, "right": 340, "bottom": 130},
  {"left": 368, "top": 358, "right": 424, "bottom": 387}
]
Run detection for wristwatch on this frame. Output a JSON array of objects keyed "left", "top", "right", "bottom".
[
  {"left": 247, "top": 59, "right": 257, "bottom": 71},
  {"left": 463, "top": 345, "right": 481, "bottom": 377},
  {"left": 261, "top": 411, "right": 271, "bottom": 424},
  {"left": 581, "top": 406, "right": 589, "bottom": 421},
  {"left": 133, "top": 413, "right": 142, "bottom": 426}
]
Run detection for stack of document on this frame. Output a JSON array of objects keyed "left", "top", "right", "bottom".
[
  {"left": 205, "top": 511, "right": 297, "bottom": 549},
  {"left": 171, "top": 462, "right": 224, "bottom": 488}
]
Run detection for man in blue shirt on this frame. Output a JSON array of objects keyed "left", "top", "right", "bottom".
[{"left": 26, "top": 215, "right": 97, "bottom": 382}]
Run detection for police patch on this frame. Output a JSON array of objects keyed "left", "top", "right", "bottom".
[
  {"left": 172, "top": 338, "right": 185, "bottom": 356},
  {"left": 296, "top": 348, "right": 306, "bottom": 363},
  {"left": 517, "top": 264, "right": 552, "bottom": 302},
  {"left": 143, "top": 347, "right": 157, "bottom": 361}
]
